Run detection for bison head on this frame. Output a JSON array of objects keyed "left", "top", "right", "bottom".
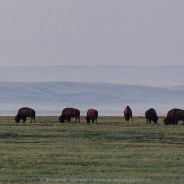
[
  {"left": 15, "top": 115, "right": 26, "bottom": 122},
  {"left": 153, "top": 116, "right": 158, "bottom": 124},
  {"left": 86, "top": 117, "right": 91, "bottom": 123},
  {"left": 164, "top": 117, "right": 172, "bottom": 125},
  {"left": 15, "top": 115, "right": 21, "bottom": 122},
  {"left": 59, "top": 115, "right": 65, "bottom": 123}
]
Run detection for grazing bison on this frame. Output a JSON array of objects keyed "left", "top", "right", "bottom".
[
  {"left": 145, "top": 108, "right": 158, "bottom": 124},
  {"left": 59, "top": 108, "right": 80, "bottom": 123},
  {"left": 86, "top": 109, "right": 98, "bottom": 124},
  {"left": 124, "top": 106, "right": 133, "bottom": 121},
  {"left": 164, "top": 108, "right": 184, "bottom": 125},
  {"left": 15, "top": 107, "right": 36, "bottom": 123}
]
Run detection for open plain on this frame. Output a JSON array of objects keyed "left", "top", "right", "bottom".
[{"left": 0, "top": 116, "right": 183, "bottom": 184}]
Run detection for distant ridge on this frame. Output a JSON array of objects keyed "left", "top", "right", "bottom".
[{"left": 0, "top": 65, "right": 184, "bottom": 87}]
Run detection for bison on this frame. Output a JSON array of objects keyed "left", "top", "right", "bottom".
[
  {"left": 15, "top": 107, "right": 36, "bottom": 123},
  {"left": 86, "top": 109, "right": 98, "bottom": 124},
  {"left": 124, "top": 106, "right": 133, "bottom": 121},
  {"left": 164, "top": 108, "right": 184, "bottom": 125},
  {"left": 59, "top": 108, "right": 80, "bottom": 123},
  {"left": 145, "top": 108, "right": 158, "bottom": 124}
]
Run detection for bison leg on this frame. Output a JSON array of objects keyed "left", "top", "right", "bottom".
[
  {"left": 30, "top": 117, "right": 33, "bottom": 123},
  {"left": 77, "top": 116, "right": 80, "bottom": 123},
  {"left": 22, "top": 117, "right": 26, "bottom": 122},
  {"left": 146, "top": 119, "right": 151, "bottom": 124},
  {"left": 65, "top": 116, "right": 70, "bottom": 123},
  {"left": 173, "top": 119, "right": 178, "bottom": 125},
  {"left": 31, "top": 116, "right": 35, "bottom": 123},
  {"left": 65, "top": 116, "right": 71, "bottom": 123}
]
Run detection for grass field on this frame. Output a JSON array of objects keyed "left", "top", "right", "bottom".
[{"left": 0, "top": 116, "right": 183, "bottom": 184}]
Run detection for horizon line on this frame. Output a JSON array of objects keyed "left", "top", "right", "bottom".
[{"left": 0, "top": 64, "right": 184, "bottom": 68}]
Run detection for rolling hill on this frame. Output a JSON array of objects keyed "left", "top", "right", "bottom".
[{"left": 0, "top": 81, "right": 183, "bottom": 116}]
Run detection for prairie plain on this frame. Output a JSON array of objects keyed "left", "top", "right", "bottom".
[{"left": 0, "top": 116, "right": 183, "bottom": 184}]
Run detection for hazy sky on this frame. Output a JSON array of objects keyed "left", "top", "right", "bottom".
[{"left": 0, "top": 0, "right": 184, "bottom": 66}]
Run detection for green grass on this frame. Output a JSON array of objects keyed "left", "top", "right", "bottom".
[{"left": 0, "top": 116, "right": 183, "bottom": 184}]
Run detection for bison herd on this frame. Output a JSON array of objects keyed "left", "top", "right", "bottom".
[{"left": 14, "top": 106, "right": 184, "bottom": 125}]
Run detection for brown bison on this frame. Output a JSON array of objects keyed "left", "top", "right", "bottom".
[
  {"left": 164, "top": 108, "right": 184, "bottom": 125},
  {"left": 15, "top": 107, "right": 36, "bottom": 123},
  {"left": 59, "top": 108, "right": 80, "bottom": 123},
  {"left": 86, "top": 109, "right": 98, "bottom": 124},
  {"left": 124, "top": 106, "right": 133, "bottom": 121},
  {"left": 145, "top": 108, "right": 158, "bottom": 124}
]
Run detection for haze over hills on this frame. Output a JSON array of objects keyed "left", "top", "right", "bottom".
[
  {"left": 0, "top": 65, "right": 184, "bottom": 116},
  {"left": 1, "top": 65, "right": 184, "bottom": 87}
]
